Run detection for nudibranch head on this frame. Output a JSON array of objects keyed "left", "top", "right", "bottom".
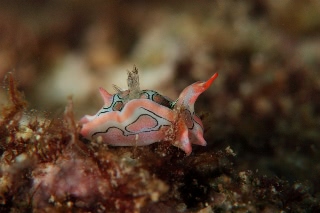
[{"left": 80, "top": 67, "right": 218, "bottom": 155}]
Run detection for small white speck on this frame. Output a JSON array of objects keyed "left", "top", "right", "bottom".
[
  {"left": 15, "top": 153, "right": 28, "bottom": 163},
  {"left": 35, "top": 135, "right": 41, "bottom": 140}
]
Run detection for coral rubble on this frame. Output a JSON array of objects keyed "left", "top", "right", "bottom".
[
  {"left": 1, "top": 76, "right": 319, "bottom": 212},
  {"left": 0, "top": 74, "right": 167, "bottom": 213}
]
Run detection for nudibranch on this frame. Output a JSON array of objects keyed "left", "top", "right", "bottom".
[{"left": 80, "top": 67, "right": 218, "bottom": 155}]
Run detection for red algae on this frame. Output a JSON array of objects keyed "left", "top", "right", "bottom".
[
  {"left": 0, "top": 73, "right": 168, "bottom": 213},
  {"left": 1, "top": 72, "right": 320, "bottom": 212}
]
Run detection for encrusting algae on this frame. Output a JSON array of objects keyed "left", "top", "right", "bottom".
[
  {"left": 0, "top": 73, "right": 168, "bottom": 213},
  {"left": 0, "top": 72, "right": 319, "bottom": 212}
]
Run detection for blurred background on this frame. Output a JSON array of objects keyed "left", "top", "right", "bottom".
[{"left": 0, "top": 0, "right": 319, "bottom": 192}]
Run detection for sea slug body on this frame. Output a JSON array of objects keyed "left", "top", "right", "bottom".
[{"left": 80, "top": 68, "right": 218, "bottom": 155}]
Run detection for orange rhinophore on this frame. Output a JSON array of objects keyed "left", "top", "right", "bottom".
[{"left": 80, "top": 68, "right": 218, "bottom": 155}]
